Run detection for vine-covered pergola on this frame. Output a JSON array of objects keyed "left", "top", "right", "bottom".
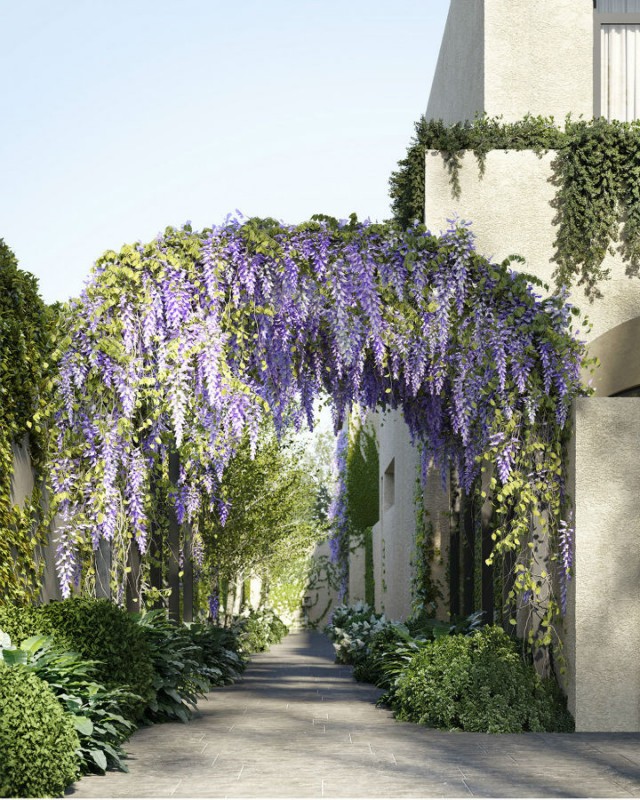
[{"left": 50, "top": 215, "right": 586, "bottom": 644}]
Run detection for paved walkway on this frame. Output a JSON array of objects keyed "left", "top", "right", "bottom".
[{"left": 66, "top": 630, "right": 640, "bottom": 798}]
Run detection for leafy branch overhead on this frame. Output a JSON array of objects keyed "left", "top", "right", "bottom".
[{"left": 389, "top": 115, "right": 640, "bottom": 298}]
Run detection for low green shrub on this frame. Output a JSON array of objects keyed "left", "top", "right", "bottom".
[
  {"left": 0, "top": 662, "right": 80, "bottom": 797},
  {"left": 0, "top": 599, "right": 154, "bottom": 719},
  {"left": 392, "top": 626, "right": 574, "bottom": 733},
  {"left": 135, "top": 610, "right": 209, "bottom": 723},
  {"left": 324, "top": 601, "right": 394, "bottom": 666},
  {"left": 185, "top": 622, "right": 247, "bottom": 685},
  {"left": 232, "top": 607, "right": 289, "bottom": 654},
  {"left": 0, "top": 603, "right": 41, "bottom": 644},
  {"left": 1, "top": 632, "right": 135, "bottom": 774},
  {"left": 360, "top": 624, "right": 432, "bottom": 691},
  {"left": 36, "top": 598, "right": 154, "bottom": 720}
]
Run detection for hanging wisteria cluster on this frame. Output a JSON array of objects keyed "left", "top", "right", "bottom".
[
  {"left": 51, "top": 215, "right": 585, "bottom": 634},
  {"left": 328, "top": 429, "right": 349, "bottom": 601}
]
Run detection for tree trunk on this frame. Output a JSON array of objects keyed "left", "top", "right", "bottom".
[{"left": 168, "top": 450, "right": 181, "bottom": 622}]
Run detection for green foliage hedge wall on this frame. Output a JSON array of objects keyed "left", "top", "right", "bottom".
[{"left": 0, "top": 238, "right": 57, "bottom": 604}]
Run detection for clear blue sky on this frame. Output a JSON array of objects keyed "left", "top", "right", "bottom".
[{"left": 0, "top": 1, "right": 448, "bottom": 304}]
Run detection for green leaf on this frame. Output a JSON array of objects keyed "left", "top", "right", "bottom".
[
  {"left": 2, "top": 648, "right": 27, "bottom": 666},
  {"left": 90, "top": 748, "right": 108, "bottom": 771},
  {"left": 72, "top": 715, "right": 94, "bottom": 736}
]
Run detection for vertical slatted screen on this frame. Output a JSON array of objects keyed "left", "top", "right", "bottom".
[
  {"left": 601, "top": 23, "right": 640, "bottom": 120},
  {"left": 597, "top": 0, "right": 640, "bottom": 11}
]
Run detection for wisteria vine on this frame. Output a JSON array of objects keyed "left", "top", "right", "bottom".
[
  {"left": 50, "top": 215, "right": 586, "bottom": 642},
  {"left": 328, "top": 429, "right": 349, "bottom": 601}
]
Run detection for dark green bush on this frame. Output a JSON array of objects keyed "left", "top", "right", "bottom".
[
  {"left": 392, "top": 626, "right": 574, "bottom": 733},
  {"left": 0, "top": 598, "right": 154, "bottom": 720},
  {"left": 135, "top": 610, "right": 209, "bottom": 724},
  {"left": 365, "top": 625, "right": 432, "bottom": 691},
  {"left": 0, "top": 662, "right": 80, "bottom": 797},
  {"left": 0, "top": 603, "right": 41, "bottom": 644},
  {"left": 185, "top": 622, "right": 247, "bottom": 685}
]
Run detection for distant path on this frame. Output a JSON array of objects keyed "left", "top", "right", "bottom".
[{"left": 67, "top": 630, "right": 640, "bottom": 798}]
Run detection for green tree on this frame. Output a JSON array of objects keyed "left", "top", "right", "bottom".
[{"left": 204, "top": 425, "right": 325, "bottom": 600}]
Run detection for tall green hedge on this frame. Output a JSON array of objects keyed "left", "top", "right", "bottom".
[{"left": 0, "top": 238, "right": 57, "bottom": 604}]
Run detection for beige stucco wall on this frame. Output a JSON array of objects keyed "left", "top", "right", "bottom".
[
  {"left": 421, "top": 465, "right": 450, "bottom": 621},
  {"left": 568, "top": 398, "right": 640, "bottom": 732},
  {"left": 425, "top": 150, "right": 640, "bottom": 342},
  {"left": 377, "top": 0, "right": 640, "bottom": 730},
  {"left": 348, "top": 540, "right": 366, "bottom": 604},
  {"left": 427, "top": 0, "right": 593, "bottom": 124},
  {"left": 10, "top": 437, "right": 34, "bottom": 507},
  {"left": 370, "top": 410, "right": 419, "bottom": 621},
  {"left": 371, "top": 520, "right": 383, "bottom": 612},
  {"left": 306, "top": 539, "right": 341, "bottom": 627},
  {"left": 424, "top": 149, "right": 640, "bottom": 729},
  {"left": 586, "top": 315, "right": 640, "bottom": 395},
  {"left": 484, "top": 1, "right": 593, "bottom": 122},
  {"left": 9, "top": 437, "right": 61, "bottom": 603}
]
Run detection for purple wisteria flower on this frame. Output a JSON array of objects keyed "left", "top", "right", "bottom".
[{"left": 50, "top": 216, "right": 586, "bottom": 600}]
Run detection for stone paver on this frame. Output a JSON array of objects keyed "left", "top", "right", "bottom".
[{"left": 66, "top": 630, "right": 640, "bottom": 798}]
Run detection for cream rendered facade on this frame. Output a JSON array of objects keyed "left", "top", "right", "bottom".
[{"left": 360, "top": 0, "right": 640, "bottom": 732}]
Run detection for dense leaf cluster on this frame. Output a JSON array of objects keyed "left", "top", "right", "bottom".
[
  {"left": 392, "top": 626, "right": 573, "bottom": 733},
  {"left": 389, "top": 115, "right": 640, "bottom": 298},
  {"left": 230, "top": 606, "right": 288, "bottom": 654},
  {"left": 0, "top": 597, "right": 155, "bottom": 720},
  {"left": 0, "top": 598, "right": 248, "bottom": 794},
  {"left": 0, "top": 632, "right": 135, "bottom": 774},
  {"left": 0, "top": 239, "right": 57, "bottom": 603},
  {"left": 327, "top": 604, "right": 572, "bottom": 733},
  {"left": 0, "top": 662, "right": 80, "bottom": 797}
]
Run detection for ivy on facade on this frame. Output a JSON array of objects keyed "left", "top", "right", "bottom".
[{"left": 389, "top": 114, "right": 640, "bottom": 298}]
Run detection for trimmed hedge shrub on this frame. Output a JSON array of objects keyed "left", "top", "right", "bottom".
[
  {"left": 136, "top": 610, "right": 209, "bottom": 724},
  {"left": 37, "top": 598, "right": 154, "bottom": 719},
  {"left": 0, "top": 603, "right": 41, "bottom": 645},
  {"left": 0, "top": 662, "right": 80, "bottom": 797},
  {"left": 0, "top": 599, "right": 154, "bottom": 720},
  {"left": 392, "top": 626, "right": 574, "bottom": 733}
]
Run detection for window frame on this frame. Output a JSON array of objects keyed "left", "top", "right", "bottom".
[{"left": 594, "top": 11, "right": 640, "bottom": 117}]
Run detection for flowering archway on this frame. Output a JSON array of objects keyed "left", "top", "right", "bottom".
[{"left": 51, "top": 215, "right": 585, "bottom": 642}]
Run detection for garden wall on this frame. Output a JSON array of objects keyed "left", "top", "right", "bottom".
[
  {"left": 565, "top": 398, "right": 640, "bottom": 731},
  {"left": 422, "top": 148, "right": 640, "bottom": 731},
  {"left": 369, "top": 410, "right": 419, "bottom": 621},
  {"left": 427, "top": 0, "right": 593, "bottom": 124}
]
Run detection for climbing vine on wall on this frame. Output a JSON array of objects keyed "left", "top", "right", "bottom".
[
  {"left": 345, "top": 414, "right": 378, "bottom": 605},
  {"left": 0, "top": 239, "right": 57, "bottom": 604},
  {"left": 412, "top": 473, "right": 443, "bottom": 617},
  {"left": 389, "top": 114, "right": 640, "bottom": 298},
  {"left": 52, "top": 215, "right": 586, "bottom": 649}
]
